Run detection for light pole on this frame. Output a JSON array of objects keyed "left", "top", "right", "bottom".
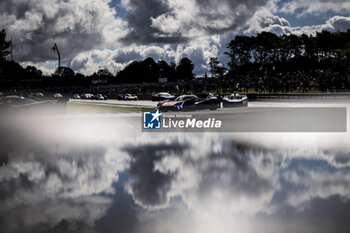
[{"left": 52, "top": 43, "right": 61, "bottom": 69}]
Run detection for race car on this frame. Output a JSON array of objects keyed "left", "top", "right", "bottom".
[
  {"left": 151, "top": 92, "right": 176, "bottom": 101},
  {"left": 82, "top": 93, "right": 95, "bottom": 99},
  {"left": 157, "top": 94, "right": 219, "bottom": 112},
  {"left": 96, "top": 94, "right": 107, "bottom": 100},
  {"left": 53, "top": 93, "right": 63, "bottom": 98},
  {"left": 222, "top": 93, "right": 248, "bottom": 107},
  {"left": 117, "top": 94, "right": 138, "bottom": 101},
  {"left": 72, "top": 94, "right": 81, "bottom": 99}
]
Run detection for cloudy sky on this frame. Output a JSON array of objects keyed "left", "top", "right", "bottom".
[{"left": 1, "top": 0, "right": 350, "bottom": 75}]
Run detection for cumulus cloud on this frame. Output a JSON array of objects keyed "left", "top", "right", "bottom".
[
  {"left": 70, "top": 49, "right": 126, "bottom": 75},
  {"left": 111, "top": 0, "right": 272, "bottom": 75},
  {"left": 120, "top": 0, "right": 187, "bottom": 44},
  {"left": 280, "top": 0, "right": 350, "bottom": 17},
  {"left": 242, "top": 8, "right": 350, "bottom": 36},
  {"left": 0, "top": 0, "right": 127, "bottom": 63},
  {"left": 320, "top": 16, "right": 350, "bottom": 32},
  {"left": 243, "top": 7, "right": 292, "bottom": 35},
  {"left": 286, "top": 15, "right": 350, "bottom": 35},
  {"left": 149, "top": 0, "right": 270, "bottom": 40}
]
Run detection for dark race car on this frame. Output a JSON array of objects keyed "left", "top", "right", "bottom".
[
  {"left": 157, "top": 94, "right": 219, "bottom": 112},
  {"left": 151, "top": 92, "right": 176, "bottom": 101}
]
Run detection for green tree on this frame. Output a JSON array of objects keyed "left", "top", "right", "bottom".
[
  {"left": 176, "top": 57, "right": 194, "bottom": 80},
  {"left": 53, "top": 66, "right": 75, "bottom": 78},
  {"left": 52, "top": 66, "right": 75, "bottom": 85},
  {"left": 158, "top": 60, "right": 177, "bottom": 82},
  {"left": 254, "top": 32, "right": 279, "bottom": 67},
  {"left": 142, "top": 57, "right": 159, "bottom": 83},
  {"left": 226, "top": 35, "right": 256, "bottom": 74}
]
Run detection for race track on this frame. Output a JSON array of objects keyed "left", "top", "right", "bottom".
[{"left": 67, "top": 99, "right": 350, "bottom": 133}]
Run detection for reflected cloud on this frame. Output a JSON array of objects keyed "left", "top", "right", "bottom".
[{"left": 1, "top": 107, "right": 350, "bottom": 232}]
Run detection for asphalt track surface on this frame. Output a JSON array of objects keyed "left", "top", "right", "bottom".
[
  {"left": 68, "top": 99, "right": 349, "bottom": 133},
  {"left": 69, "top": 99, "right": 157, "bottom": 108}
]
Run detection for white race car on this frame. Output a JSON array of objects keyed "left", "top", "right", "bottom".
[
  {"left": 223, "top": 93, "right": 248, "bottom": 107},
  {"left": 124, "top": 94, "right": 138, "bottom": 101}
]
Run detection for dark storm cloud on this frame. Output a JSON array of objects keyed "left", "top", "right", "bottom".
[
  {"left": 121, "top": 0, "right": 270, "bottom": 45},
  {"left": 0, "top": 0, "right": 116, "bottom": 63},
  {"left": 114, "top": 50, "right": 143, "bottom": 63},
  {"left": 0, "top": 0, "right": 29, "bottom": 19},
  {"left": 194, "top": 0, "right": 269, "bottom": 33},
  {"left": 121, "top": 0, "right": 188, "bottom": 44}
]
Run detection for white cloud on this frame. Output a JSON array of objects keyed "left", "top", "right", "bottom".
[
  {"left": 288, "top": 16, "right": 350, "bottom": 35},
  {"left": 0, "top": 0, "right": 127, "bottom": 63},
  {"left": 150, "top": 0, "right": 270, "bottom": 39},
  {"left": 321, "top": 15, "right": 350, "bottom": 32},
  {"left": 21, "top": 61, "right": 56, "bottom": 75},
  {"left": 242, "top": 6, "right": 350, "bottom": 36},
  {"left": 71, "top": 49, "right": 124, "bottom": 75},
  {"left": 243, "top": 7, "right": 292, "bottom": 35},
  {"left": 280, "top": 0, "right": 350, "bottom": 17}
]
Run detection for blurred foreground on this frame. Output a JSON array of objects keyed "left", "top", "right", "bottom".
[{"left": 0, "top": 102, "right": 350, "bottom": 233}]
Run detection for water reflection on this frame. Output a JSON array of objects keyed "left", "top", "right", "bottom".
[{"left": 0, "top": 110, "right": 350, "bottom": 233}]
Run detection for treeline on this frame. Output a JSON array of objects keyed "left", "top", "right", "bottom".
[
  {"left": 2, "top": 28, "right": 350, "bottom": 91},
  {"left": 117, "top": 57, "right": 194, "bottom": 83},
  {"left": 0, "top": 57, "right": 195, "bottom": 88},
  {"left": 225, "top": 30, "right": 350, "bottom": 75},
  {"left": 0, "top": 28, "right": 196, "bottom": 88}
]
